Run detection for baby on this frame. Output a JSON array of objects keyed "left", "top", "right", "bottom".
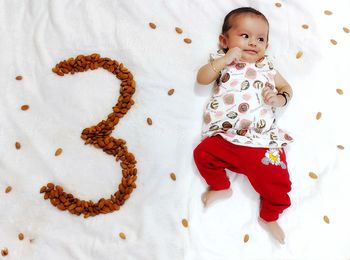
[{"left": 193, "top": 7, "right": 293, "bottom": 244}]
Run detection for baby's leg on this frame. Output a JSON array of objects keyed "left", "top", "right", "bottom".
[
  {"left": 258, "top": 218, "right": 285, "bottom": 244},
  {"left": 201, "top": 188, "right": 233, "bottom": 207},
  {"left": 243, "top": 148, "right": 292, "bottom": 244},
  {"left": 193, "top": 136, "right": 236, "bottom": 207}
]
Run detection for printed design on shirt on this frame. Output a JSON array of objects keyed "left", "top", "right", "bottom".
[
  {"left": 222, "top": 73, "right": 230, "bottom": 83},
  {"left": 223, "top": 94, "right": 234, "bottom": 105},
  {"left": 238, "top": 103, "right": 249, "bottom": 113},
  {"left": 210, "top": 99, "right": 219, "bottom": 109},
  {"left": 261, "top": 148, "right": 287, "bottom": 169},
  {"left": 226, "top": 111, "right": 238, "bottom": 119},
  {"left": 241, "top": 80, "right": 250, "bottom": 90},
  {"left": 201, "top": 55, "right": 293, "bottom": 147},
  {"left": 253, "top": 80, "right": 264, "bottom": 89},
  {"left": 222, "top": 121, "right": 233, "bottom": 130},
  {"left": 245, "top": 68, "right": 257, "bottom": 79},
  {"left": 235, "top": 63, "right": 246, "bottom": 70}
]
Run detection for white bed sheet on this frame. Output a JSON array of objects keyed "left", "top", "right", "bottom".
[{"left": 1, "top": 0, "right": 350, "bottom": 259}]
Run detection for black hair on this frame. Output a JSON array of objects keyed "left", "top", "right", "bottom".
[{"left": 221, "top": 7, "right": 269, "bottom": 53}]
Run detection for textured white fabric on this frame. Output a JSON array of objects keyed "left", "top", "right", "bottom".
[{"left": 1, "top": 0, "right": 350, "bottom": 259}]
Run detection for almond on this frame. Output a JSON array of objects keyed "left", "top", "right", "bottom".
[
  {"left": 5, "top": 186, "right": 12, "bottom": 193},
  {"left": 302, "top": 24, "right": 309, "bottom": 29},
  {"left": 16, "top": 75, "right": 23, "bottom": 80},
  {"left": 182, "top": 218, "right": 189, "bottom": 228},
  {"left": 243, "top": 234, "right": 249, "bottom": 243},
  {"left": 15, "top": 142, "right": 21, "bottom": 149},
  {"left": 170, "top": 173, "right": 176, "bottom": 181},
  {"left": 309, "top": 172, "right": 318, "bottom": 179},
  {"left": 296, "top": 51, "right": 303, "bottom": 59},
  {"left": 275, "top": 3, "right": 282, "bottom": 7},
  {"left": 18, "top": 233, "right": 24, "bottom": 240},
  {"left": 1, "top": 248, "right": 8, "bottom": 256},
  {"left": 149, "top": 22, "right": 156, "bottom": 29},
  {"left": 337, "top": 145, "right": 344, "bottom": 150},
  {"left": 330, "top": 39, "right": 337, "bottom": 45},
  {"left": 119, "top": 232, "right": 126, "bottom": 239},
  {"left": 336, "top": 88, "right": 343, "bottom": 95},
  {"left": 316, "top": 112, "right": 322, "bottom": 120},
  {"left": 55, "top": 148, "right": 63, "bottom": 156},
  {"left": 175, "top": 27, "right": 183, "bottom": 34},
  {"left": 324, "top": 10, "right": 332, "bottom": 15},
  {"left": 184, "top": 38, "right": 192, "bottom": 44},
  {"left": 21, "top": 105, "right": 29, "bottom": 111},
  {"left": 147, "top": 117, "right": 153, "bottom": 125},
  {"left": 323, "top": 215, "right": 330, "bottom": 224},
  {"left": 168, "top": 89, "right": 175, "bottom": 95},
  {"left": 343, "top": 27, "right": 350, "bottom": 33}
]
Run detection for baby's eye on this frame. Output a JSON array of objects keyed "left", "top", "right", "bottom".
[
  {"left": 240, "top": 34, "right": 249, "bottom": 39},
  {"left": 258, "top": 37, "right": 265, "bottom": 42}
]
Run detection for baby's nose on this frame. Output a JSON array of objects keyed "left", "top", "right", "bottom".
[{"left": 248, "top": 40, "right": 257, "bottom": 46}]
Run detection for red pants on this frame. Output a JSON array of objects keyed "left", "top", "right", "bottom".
[{"left": 193, "top": 135, "right": 292, "bottom": 222}]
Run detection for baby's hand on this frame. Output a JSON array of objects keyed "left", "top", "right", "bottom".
[
  {"left": 262, "top": 86, "right": 281, "bottom": 107},
  {"left": 224, "top": 47, "right": 242, "bottom": 65}
]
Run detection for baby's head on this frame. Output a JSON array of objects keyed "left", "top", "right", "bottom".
[{"left": 219, "top": 7, "right": 269, "bottom": 63}]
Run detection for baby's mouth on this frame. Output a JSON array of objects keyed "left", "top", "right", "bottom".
[{"left": 244, "top": 50, "right": 258, "bottom": 55}]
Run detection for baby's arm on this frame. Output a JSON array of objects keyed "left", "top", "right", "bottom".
[
  {"left": 262, "top": 71, "right": 293, "bottom": 107},
  {"left": 196, "top": 47, "right": 242, "bottom": 85}
]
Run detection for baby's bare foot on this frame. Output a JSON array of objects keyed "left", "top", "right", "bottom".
[
  {"left": 201, "top": 188, "right": 232, "bottom": 207},
  {"left": 259, "top": 217, "right": 285, "bottom": 244}
]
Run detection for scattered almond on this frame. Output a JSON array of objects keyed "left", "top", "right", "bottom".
[
  {"left": 21, "top": 105, "right": 29, "bottom": 111},
  {"left": 182, "top": 218, "right": 189, "bottom": 228},
  {"left": 149, "top": 22, "right": 156, "bottom": 29},
  {"left": 302, "top": 24, "right": 309, "bottom": 29},
  {"left": 55, "top": 148, "right": 63, "bottom": 156},
  {"left": 336, "top": 88, "right": 343, "bottom": 95},
  {"left": 5, "top": 186, "right": 12, "bottom": 193},
  {"left": 147, "top": 117, "right": 153, "bottom": 125},
  {"left": 324, "top": 10, "right": 333, "bottom": 15},
  {"left": 323, "top": 215, "right": 330, "bottom": 224},
  {"left": 18, "top": 233, "right": 24, "bottom": 240},
  {"left": 175, "top": 27, "right": 183, "bottom": 34},
  {"left": 309, "top": 172, "right": 318, "bottom": 179},
  {"left": 316, "top": 112, "right": 322, "bottom": 120},
  {"left": 337, "top": 145, "right": 344, "bottom": 150},
  {"left": 343, "top": 27, "right": 349, "bottom": 33},
  {"left": 1, "top": 248, "right": 8, "bottom": 256},
  {"left": 243, "top": 234, "right": 249, "bottom": 243},
  {"left": 275, "top": 3, "right": 282, "bottom": 7},
  {"left": 330, "top": 39, "right": 337, "bottom": 45},
  {"left": 296, "top": 51, "right": 303, "bottom": 59},
  {"left": 16, "top": 75, "right": 23, "bottom": 80},
  {"left": 168, "top": 89, "right": 175, "bottom": 95},
  {"left": 15, "top": 142, "right": 21, "bottom": 149},
  {"left": 184, "top": 38, "right": 192, "bottom": 44},
  {"left": 170, "top": 172, "right": 176, "bottom": 181},
  {"left": 119, "top": 232, "right": 126, "bottom": 239}
]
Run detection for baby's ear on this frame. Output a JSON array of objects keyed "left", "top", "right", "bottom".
[{"left": 219, "top": 34, "right": 228, "bottom": 49}]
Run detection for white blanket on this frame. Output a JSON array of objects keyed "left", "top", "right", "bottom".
[{"left": 1, "top": 0, "right": 349, "bottom": 259}]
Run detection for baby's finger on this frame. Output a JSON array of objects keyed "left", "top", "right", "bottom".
[
  {"left": 261, "top": 87, "right": 271, "bottom": 97},
  {"left": 262, "top": 89, "right": 272, "bottom": 99},
  {"left": 264, "top": 93, "right": 275, "bottom": 103}
]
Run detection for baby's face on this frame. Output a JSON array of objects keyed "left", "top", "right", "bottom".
[{"left": 220, "top": 14, "right": 269, "bottom": 63}]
